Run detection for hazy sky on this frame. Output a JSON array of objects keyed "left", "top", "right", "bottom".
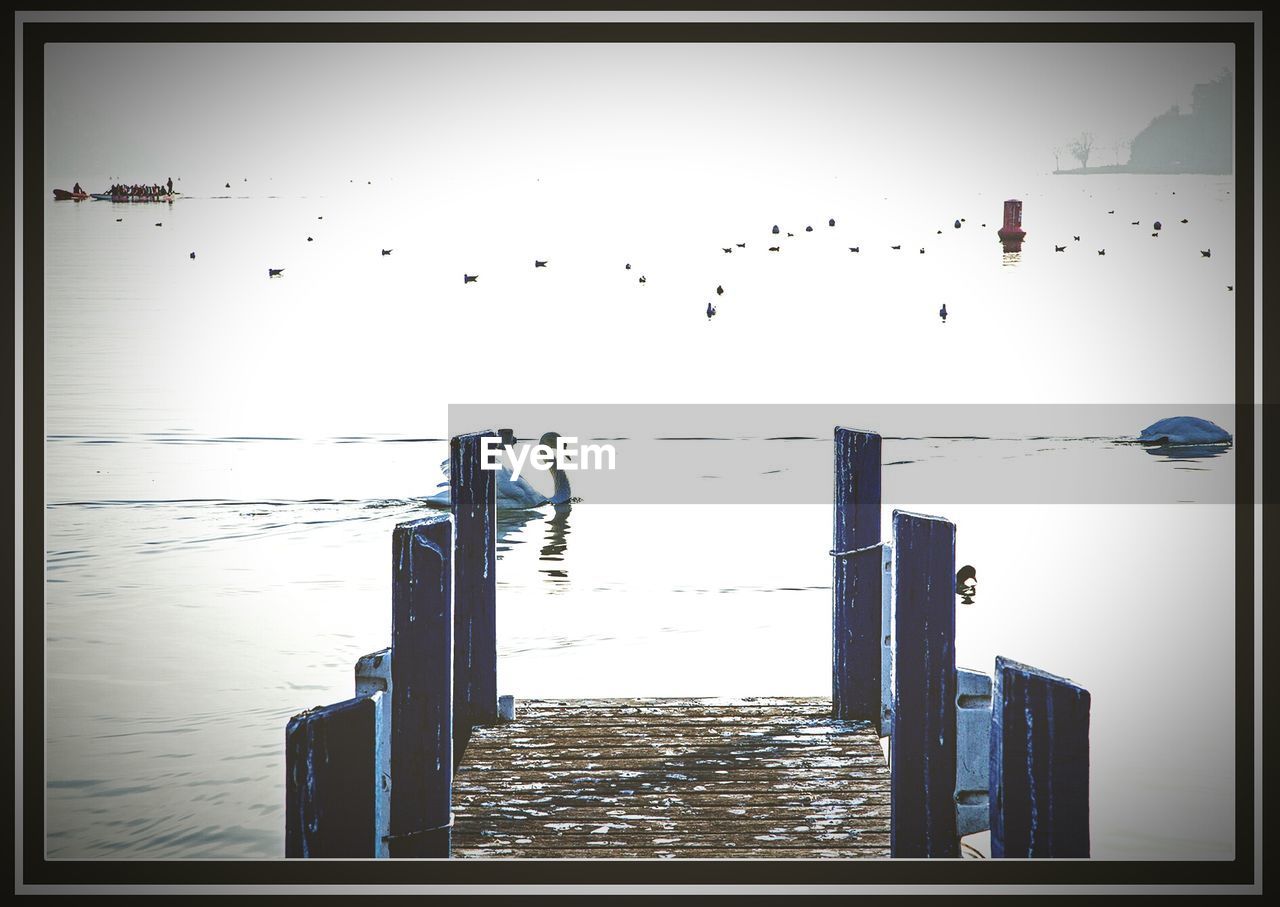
[{"left": 45, "top": 42, "right": 1233, "bottom": 187}]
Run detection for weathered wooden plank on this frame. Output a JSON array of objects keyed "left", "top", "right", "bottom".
[
  {"left": 832, "top": 428, "right": 883, "bottom": 726},
  {"left": 990, "top": 657, "right": 1091, "bottom": 858},
  {"left": 452, "top": 698, "right": 889, "bottom": 859},
  {"left": 451, "top": 431, "right": 498, "bottom": 762},
  {"left": 891, "top": 510, "right": 958, "bottom": 858},
  {"left": 389, "top": 515, "right": 452, "bottom": 858}
]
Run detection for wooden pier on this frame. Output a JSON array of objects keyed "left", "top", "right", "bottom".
[
  {"left": 452, "top": 698, "right": 889, "bottom": 859},
  {"left": 285, "top": 427, "right": 1091, "bottom": 861}
]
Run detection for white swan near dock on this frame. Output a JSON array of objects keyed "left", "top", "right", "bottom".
[{"left": 426, "top": 430, "right": 572, "bottom": 510}]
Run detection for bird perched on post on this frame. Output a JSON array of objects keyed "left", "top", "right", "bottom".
[{"left": 956, "top": 565, "right": 977, "bottom": 604}]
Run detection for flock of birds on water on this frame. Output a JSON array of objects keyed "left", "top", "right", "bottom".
[{"left": 107, "top": 179, "right": 1233, "bottom": 321}]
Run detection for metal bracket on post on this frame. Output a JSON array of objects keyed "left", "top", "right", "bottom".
[
  {"left": 880, "top": 542, "right": 893, "bottom": 738},
  {"left": 954, "top": 667, "right": 993, "bottom": 838}
]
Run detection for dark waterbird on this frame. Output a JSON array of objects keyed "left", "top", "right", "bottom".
[
  {"left": 805, "top": 226, "right": 813, "bottom": 232},
  {"left": 307, "top": 236, "right": 313, "bottom": 242},
  {"left": 849, "top": 246, "right": 859, "bottom": 253},
  {"left": 154, "top": 222, "right": 162, "bottom": 227},
  {"left": 1152, "top": 233, "right": 1159, "bottom": 237},
  {"left": 723, "top": 248, "right": 733, "bottom": 253},
  {"left": 535, "top": 260, "right": 548, "bottom": 268},
  {"left": 1201, "top": 249, "right": 1211, "bottom": 258},
  {"left": 464, "top": 274, "right": 478, "bottom": 283},
  {"left": 954, "top": 219, "right": 962, "bottom": 229},
  {"left": 736, "top": 243, "right": 746, "bottom": 248},
  {"left": 939, "top": 303, "right": 948, "bottom": 322},
  {"left": 772, "top": 225, "right": 780, "bottom": 234},
  {"left": 936, "top": 230, "right": 942, "bottom": 234},
  {"left": 638, "top": 275, "right": 646, "bottom": 283},
  {"left": 268, "top": 268, "right": 285, "bottom": 277},
  {"left": 716, "top": 285, "right": 724, "bottom": 296},
  {"left": 891, "top": 244, "right": 901, "bottom": 250},
  {"left": 189, "top": 252, "right": 196, "bottom": 259},
  {"left": 768, "top": 246, "right": 780, "bottom": 252},
  {"left": 625, "top": 263, "right": 631, "bottom": 270},
  {"left": 706, "top": 302, "right": 717, "bottom": 319},
  {"left": 981, "top": 223, "right": 986, "bottom": 227},
  {"left": 1227, "top": 285, "right": 1234, "bottom": 291},
  {"left": 225, "top": 182, "right": 231, "bottom": 188},
  {"left": 1181, "top": 218, "right": 1189, "bottom": 223},
  {"left": 115, "top": 218, "right": 122, "bottom": 222},
  {"left": 1055, "top": 245, "right": 1066, "bottom": 252},
  {"left": 787, "top": 232, "right": 794, "bottom": 237},
  {"left": 1073, "top": 235, "right": 1081, "bottom": 241},
  {"left": 318, "top": 216, "right": 323, "bottom": 220},
  {"left": 1154, "top": 221, "right": 1162, "bottom": 230},
  {"left": 1108, "top": 210, "right": 1115, "bottom": 214},
  {"left": 1097, "top": 249, "right": 1106, "bottom": 256},
  {"left": 829, "top": 218, "right": 836, "bottom": 227},
  {"left": 382, "top": 249, "right": 392, "bottom": 256},
  {"left": 1131, "top": 220, "right": 1140, "bottom": 225},
  {"left": 919, "top": 247, "right": 926, "bottom": 254},
  {"left": 956, "top": 565, "right": 977, "bottom": 604}
]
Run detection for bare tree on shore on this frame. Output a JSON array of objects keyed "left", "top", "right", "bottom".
[{"left": 1070, "top": 132, "right": 1095, "bottom": 170}]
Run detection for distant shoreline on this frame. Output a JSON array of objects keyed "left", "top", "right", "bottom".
[{"left": 1053, "top": 165, "right": 1232, "bottom": 176}]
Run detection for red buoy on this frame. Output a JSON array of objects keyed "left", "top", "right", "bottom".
[{"left": 997, "top": 199, "right": 1026, "bottom": 243}]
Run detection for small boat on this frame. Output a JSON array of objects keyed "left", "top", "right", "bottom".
[
  {"left": 91, "top": 192, "right": 176, "bottom": 203},
  {"left": 52, "top": 189, "right": 89, "bottom": 201}
]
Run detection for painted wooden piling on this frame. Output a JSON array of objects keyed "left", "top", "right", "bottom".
[
  {"left": 890, "top": 509, "right": 958, "bottom": 858},
  {"left": 832, "top": 428, "right": 883, "bottom": 726},
  {"left": 285, "top": 693, "right": 383, "bottom": 858},
  {"left": 389, "top": 515, "right": 453, "bottom": 858},
  {"left": 450, "top": 431, "right": 498, "bottom": 762},
  {"left": 990, "top": 657, "right": 1091, "bottom": 858}
]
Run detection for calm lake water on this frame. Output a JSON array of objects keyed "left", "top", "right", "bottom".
[{"left": 42, "top": 172, "right": 1238, "bottom": 860}]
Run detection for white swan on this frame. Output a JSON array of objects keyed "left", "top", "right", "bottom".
[{"left": 426, "top": 430, "right": 572, "bottom": 510}]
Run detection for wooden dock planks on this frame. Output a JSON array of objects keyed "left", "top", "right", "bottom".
[{"left": 452, "top": 697, "right": 890, "bottom": 858}]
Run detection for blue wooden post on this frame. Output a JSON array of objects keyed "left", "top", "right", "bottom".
[
  {"left": 832, "top": 427, "right": 882, "bottom": 725},
  {"left": 990, "top": 657, "right": 1091, "bottom": 858},
  {"left": 285, "top": 695, "right": 380, "bottom": 858},
  {"left": 389, "top": 515, "right": 452, "bottom": 858},
  {"left": 890, "top": 509, "right": 958, "bottom": 857},
  {"left": 450, "top": 431, "right": 498, "bottom": 765}
]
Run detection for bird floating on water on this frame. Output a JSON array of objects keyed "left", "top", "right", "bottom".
[
  {"left": 307, "top": 236, "right": 313, "bottom": 242},
  {"left": 1055, "top": 245, "right": 1066, "bottom": 252},
  {"left": 429, "top": 430, "right": 572, "bottom": 510},
  {"left": 849, "top": 246, "right": 859, "bottom": 253},
  {"left": 805, "top": 226, "right": 813, "bottom": 232},
  {"left": 1131, "top": 220, "right": 1140, "bottom": 225},
  {"left": 723, "top": 247, "right": 733, "bottom": 253},
  {"left": 268, "top": 268, "right": 284, "bottom": 277},
  {"left": 535, "top": 260, "right": 547, "bottom": 268},
  {"left": 154, "top": 223, "right": 162, "bottom": 227},
  {"left": 716, "top": 285, "right": 724, "bottom": 295},
  {"left": 768, "top": 246, "right": 780, "bottom": 252},
  {"left": 115, "top": 218, "right": 122, "bottom": 222},
  {"left": 891, "top": 244, "right": 901, "bottom": 250},
  {"left": 381, "top": 249, "right": 392, "bottom": 256},
  {"left": 1154, "top": 221, "right": 1162, "bottom": 230},
  {"left": 736, "top": 243, "right": 746, "bottom": 248},
  {"left": 829, "top": 218, "right": 836, "bottom": 227},
  {"left": 189, "top": 252, "right": 196, "bottom": 259},
  {"left": 464, "top": 274, "right": 478, "bottom": 283},
  {"left": 706, "top": 302, "right": 717, "bottom": 319},
  {"left": 1097, "top": 249, "right": 1106, "bottom": 256},
  {"left": 625, "top": 263, "right": 631, "bottom": 270},
  {"left": 1073, "top": 235, "right": 1081, "bottom": 241},
  {"left": 772, "top": 225, "right": 780, "bottom": 234},
  {"left": 1180, "top": 218, "right": 1189, "bottom": 224},
  {"left": 1108, "top": 210, "right": 1115, "bottom": 214},
  {"left": 1201, "top": 249, "right": 1212, "bottom": 258},
  {"left": 954, "top": 219, "right": 962, "bottom": 229},
  {"left": 1227, "top": 285, "right": 1233, "bottom": 291},
  {"left": 939, "top": 303, "right": 948, "bottom": 322},
  {"left": 638, "top": 275, "right": 646, "bottom": 283},
  {"left": 786, "top": 232, "right": 794, "bottom": 237},
  {"left": 956, "top": 565, "right": 977, "bottom": 604},
  {"left": 919, "top": 247, "right": 925, "bottom": 254}
]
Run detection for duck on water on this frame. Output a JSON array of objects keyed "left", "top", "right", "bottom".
[{"left": 425, "top": 430, "right": 573, "bottom": 510}]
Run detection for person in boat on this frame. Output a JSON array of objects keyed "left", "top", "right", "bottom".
[{"left": 73, "top": 182, "right": 82, "bottom": 194}]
